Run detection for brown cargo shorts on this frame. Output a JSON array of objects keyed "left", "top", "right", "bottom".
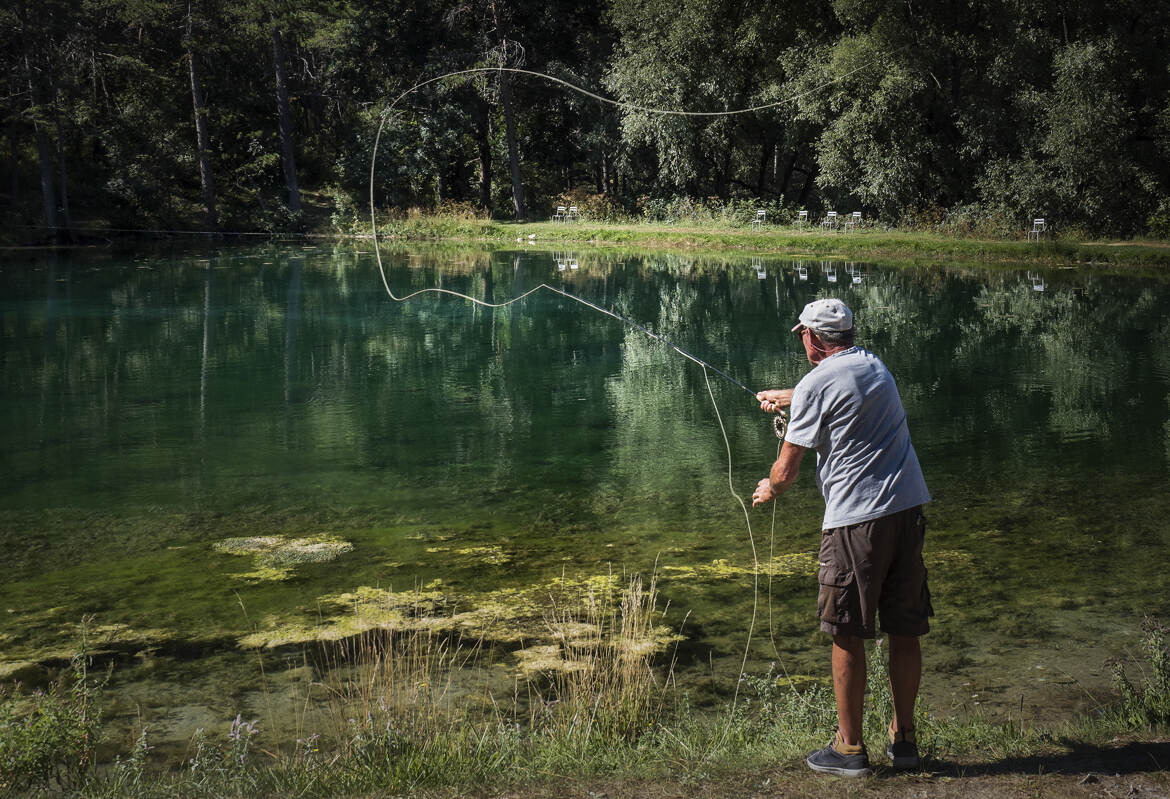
[{"left": 816, "top": 505, "right": 932, "bottom": 638}]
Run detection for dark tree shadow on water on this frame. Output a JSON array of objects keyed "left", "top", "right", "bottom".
[{"left": 916, "top": 740, "right": 1170, "bottom": 779}]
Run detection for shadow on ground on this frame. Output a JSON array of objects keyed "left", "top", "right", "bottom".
[{"left": 926, "top": 740, "right": 1170, "bottom": 778}]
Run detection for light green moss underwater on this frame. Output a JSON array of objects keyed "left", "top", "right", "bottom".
[
  {"left": 237, "top": 570, "right": 684, "bottom": 677},
  {"left": 212, "top": 535, "right": 355, "bottom": 581}
]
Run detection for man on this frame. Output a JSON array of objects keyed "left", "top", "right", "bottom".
[{"left": 751, "top": 298, "right": 931, "bottom": 778}]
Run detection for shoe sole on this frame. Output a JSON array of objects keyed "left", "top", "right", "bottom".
[{"left": 806, "top": 757, "right": 871, "bottom": 778}]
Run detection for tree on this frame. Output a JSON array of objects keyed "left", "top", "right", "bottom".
[
  {"left": 186, "top": 3, "right": 217, "bottom": 229},
  {"left": 17, "top": 1, "right": 60, "bottom": 237},
  {"left": 270, "top": 16, "right": 301, "bottom": 215}
]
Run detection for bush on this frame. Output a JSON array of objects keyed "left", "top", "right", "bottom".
[
  {"left": 326, "top": 185, "right": 363, "bottom": 233},
  {"left": 430, "top": 200, "right": 489, "bottom": 221},
  {"left": 1111, "top": 617, "right": 1170, "bottom": 728},
  {"left": 1147, "top": 199, "right": 1170, "bottom": 240},
  {"left": 936, "top": 203, "right": 1018, "bottom": 238},
  {"left": 551, "top": 189, "right": 634, "bottom": 223},
  {"left": 0, "top": 652, "right": 107, "bottom": 794},
  {"left": 636, "top": 195, "right": 792, "bottom": 227}
]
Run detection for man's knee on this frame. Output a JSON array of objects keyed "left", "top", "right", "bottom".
[
  {"left": 832, "top": 633, "right": 865, "bottom": 656},
  {"left": 887, "top": 634, "right": 921, "bottom": 656}
]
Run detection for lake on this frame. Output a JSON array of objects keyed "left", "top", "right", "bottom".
[{"left": 2, "top": 242, "right": 1169, "bottom": 757}]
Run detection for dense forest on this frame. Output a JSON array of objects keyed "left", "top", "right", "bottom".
[{"left": 3, "top": 0, "right": 1169, "bottom": 240}]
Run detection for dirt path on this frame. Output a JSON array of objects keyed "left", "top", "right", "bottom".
[{"left": 475, "top": 739, "right": 1170, "bottom": 799}]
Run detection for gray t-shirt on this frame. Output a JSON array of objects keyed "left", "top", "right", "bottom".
[{"left": 784, "top": 346, "right": 930, "bottom": 528}]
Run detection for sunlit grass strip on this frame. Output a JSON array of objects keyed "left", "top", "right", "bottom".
[{"left": 365, "top": 215, "right": 1170, "bottom": 268}]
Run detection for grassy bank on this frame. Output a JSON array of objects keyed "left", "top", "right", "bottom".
[
  {"left": 359, "top": 214, "right": 1170, "bottom": 269},
  {"left": 3, "top": 583, "right": 1168, "bottom": 798}
]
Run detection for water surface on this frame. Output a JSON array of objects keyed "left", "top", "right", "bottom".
[{"left": 2, "top": 243, "right": 1169, "bottom": 753}]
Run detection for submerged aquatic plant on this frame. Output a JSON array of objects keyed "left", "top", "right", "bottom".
[
  {"left": 237, "top": 572, "right": 640, "bottom": 650},
  {"left": 213, "top": 534, "right": 354, "bottom": 581},
  {"left": 660, "top": 552, "right": 818, "bottom": 582},
  {"left": 529, "top": 575, "right": 678, "bottom": 741}
]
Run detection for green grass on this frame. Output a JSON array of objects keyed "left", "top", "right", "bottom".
[{"left": 355, "top": 213, "right": 1170, "bottom": 269}]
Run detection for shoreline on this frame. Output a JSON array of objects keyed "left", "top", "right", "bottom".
[
  {"left": 364, "top": 217, "right": 1170, "bottom": 269},
  {"left": 7, "top": 217, "right": 1170, "bottom": 270}
]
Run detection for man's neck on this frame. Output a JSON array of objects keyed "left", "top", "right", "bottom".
[{"left": 809, "top": 343, "right": 851, "bottom": 366}]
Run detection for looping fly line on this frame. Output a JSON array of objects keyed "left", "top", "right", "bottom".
[
  {"left": 375, "top": 61, "right": 881, "bottom": 122},
  {"left": 367, "top": 60, "right": 881, "bottom": 420},
  {"left": 365, "top": 61, "right": 832, "bottom": 739}
]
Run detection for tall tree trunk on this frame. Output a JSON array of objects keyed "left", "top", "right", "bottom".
[
  {"left": 796, "top": 165, "right": 814, "bottom": 207},
  {"left": 498, "top": 68, "right": 525, "bottom": 220},
  {"left": 780, "top": 150, "right": 798, "bottom": 197},
  {"left": 187, "top": 7, "right": 217, "bottom": 230},
  {"left": 489, "top": 1, "right": 525, "bottom": 219},
  {"left": 10, "top": 116, "right": 20, "bottom": 206},
  {"left": 271, "top": 19, "right": 300, "bottom": 214},
  {"left": 23, "top": 52, "right": 58, "bottom": 236},
  {"left": 53, "top": 88, "right": 72, "bottom": 236},
  {"left": 755, "top": 135, "right": 773, "bottom": 196},
  {"left": 476, "top": 100, "right": 492, "bottom": 211}
]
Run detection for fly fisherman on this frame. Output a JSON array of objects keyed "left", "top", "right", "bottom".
[{"left": 751, "top": 298, "right": 931, "bottom": 777}]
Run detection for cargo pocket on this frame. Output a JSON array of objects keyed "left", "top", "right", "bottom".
[
  {"left": 817, "top": 566, "right": 854, "bottom": 626},
  {"left": 920, "top": 565, "right": 935, "bottom": 619}
]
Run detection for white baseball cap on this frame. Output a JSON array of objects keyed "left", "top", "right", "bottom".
[{"left": 792, "top": 298, "right": 853, "bottom": 333}]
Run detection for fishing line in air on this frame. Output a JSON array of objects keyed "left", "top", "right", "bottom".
[{"left": 367, "top": 62, "right": 841, "bottom": 739}]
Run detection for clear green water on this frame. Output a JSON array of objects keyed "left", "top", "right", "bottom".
[{"left": 3, "top": 243, "right": 1170, "bottom": 753}]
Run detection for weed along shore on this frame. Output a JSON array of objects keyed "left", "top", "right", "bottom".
[
  {"left": 355, "top": 213, "right": 1170, "bottom": 269},
  {"left": 1, "top": 590, "right": 1169, "bottom": 796}
]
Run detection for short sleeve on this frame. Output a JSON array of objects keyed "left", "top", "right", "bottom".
[{"left": 784, "top": 379, "right": 824, "bottom": 449}]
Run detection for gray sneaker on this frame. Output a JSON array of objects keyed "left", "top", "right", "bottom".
[
  {"left": 806, "top": 734, "right": 871, "bottom": 777},
  {"left": 886, "top": 728, "right": 920, "bottom": 769}
]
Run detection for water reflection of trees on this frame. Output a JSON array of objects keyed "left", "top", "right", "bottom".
[{"left": 5, "top": 247, "right": 1169, "bottom": 520}]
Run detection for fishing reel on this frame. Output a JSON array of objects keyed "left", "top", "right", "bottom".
[{"left": 772, "top": 410, "right": 789, "bottom": 441}]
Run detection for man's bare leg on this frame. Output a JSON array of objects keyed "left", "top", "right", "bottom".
[
  {"left": 888, "top": 634, "right": 921, "bottom": 732},
  {"left": 832, "top": 634, "right": 866, "bottom": 746}
]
